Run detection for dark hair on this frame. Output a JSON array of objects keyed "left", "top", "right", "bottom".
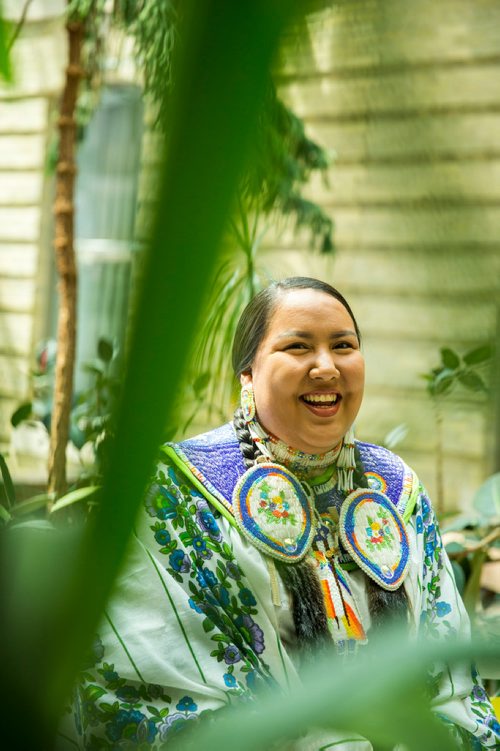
[{"left": 231, "top": 276, "right": 361, "bottom": 377}]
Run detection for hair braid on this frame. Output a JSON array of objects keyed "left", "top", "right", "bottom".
[{"left": 233, "top": 407, "right": 260, "bottom": 468}]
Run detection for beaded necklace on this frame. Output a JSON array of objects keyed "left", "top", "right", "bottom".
[{"left": 247, "top": 417, "right": 356, "bottom": 493}]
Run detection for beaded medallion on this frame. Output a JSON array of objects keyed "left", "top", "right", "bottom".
[
  {"left": 339, "top": 488, "right": 410, "bottom": 591},
  {"left": 231, "top": 462, "right": 315, "bottom": 562}
]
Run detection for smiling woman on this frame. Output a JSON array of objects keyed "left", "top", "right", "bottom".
[{"left": 67, "top": 277, "right": 500, "bottom": 750}]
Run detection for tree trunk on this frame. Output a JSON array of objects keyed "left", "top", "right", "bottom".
[{"left": 48, "top": 17, "right": 85, "bottom": 498}]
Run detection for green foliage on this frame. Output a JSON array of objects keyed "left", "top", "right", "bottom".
[
  {"left": 243, "top": 84, "right": 333, "bottom": 251},
  {"left": 423, "top": 344, "right": 492, "bottom": 398},
  {"left": 0, "top": 1, "right": 12, "bottom": 81},
  {"left": 443, "top": 472, "right": 500, "bottom": 644},
  {"left": 168, "top": 628, "right": 494, "bottom": 751},
  {"left": 1, "top": 2, "right": 312, "bottom": 747}
]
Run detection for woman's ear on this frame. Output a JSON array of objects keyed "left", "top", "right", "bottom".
[{"left": 240, "top": 371, "right": 252, "bottom": 387}]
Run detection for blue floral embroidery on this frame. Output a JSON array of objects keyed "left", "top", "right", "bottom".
[
  {"left": 435, "top": 601, "right": 452, "bottom": 617},
  {"left": 238, "top": 588, "right": 257, "bottom": 607},
  {"left": 196, "top": 500, "right": 222, "bottom": 541},
  {"left": 145, "top": 461, "right": 275, "bottom": 700},
  {"left": 224, "top": 645, "right": 241, "bottom": 664},
  {"left": 188, "top": 597, "right": 204, "bottom": 614},
  {"left": 223, "top": 673, "right": 237, "bottom": 687},
  {"left": 169, "top": 549, "right": 191, "bottom": 573},
  {"left": 176, "top": 696, "right": 197, "bottom": 713},
  {"left": 106, "top": 708, "right": 158, "bottom": 744},
  {"left": 196, "top": 568, "right": 217, "bottom": 588},
  {"left": 236, "top": 614, "right": 265, "bottom": 655},
  {"left": 154, "top": 528, "right": 171, "bottom": 546}
]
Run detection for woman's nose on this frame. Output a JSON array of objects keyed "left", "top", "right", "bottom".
[{"left": 309, "top": 351, "right": 340, "bottom": 379}]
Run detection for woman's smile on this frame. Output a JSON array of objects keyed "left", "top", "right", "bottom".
[
  {"left": 300, "top": 390, "right": 342, "bottom": 417},
  {"left": 240, "top": 287, "right": 365, "bottom": 454}
]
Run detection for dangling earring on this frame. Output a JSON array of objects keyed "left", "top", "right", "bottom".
[{"left": 240, "top": 383, "right": 256, "bottom": 423}]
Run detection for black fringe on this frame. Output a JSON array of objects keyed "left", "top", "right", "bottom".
[{"left": 275, "top": 558, "right": 332, "bottom": 656}]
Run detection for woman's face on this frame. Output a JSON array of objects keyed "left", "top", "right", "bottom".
[{"left": 241, "top": 288, "right": 365, "bottom": 454}]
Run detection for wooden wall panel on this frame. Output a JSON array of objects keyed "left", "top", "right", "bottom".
[{"left": 272, "top": 1, "right": 500, "bottom": 504}]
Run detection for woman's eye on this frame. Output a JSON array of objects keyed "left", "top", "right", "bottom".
[
  {"left": 334, "top": 341, "right": 354, "bottom": 350},
  {"left": 284, "top": 342, "right": 307, "bottom": 351}
]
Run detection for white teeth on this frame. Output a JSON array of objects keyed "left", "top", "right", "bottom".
[{"left": 303, "top": 393, "right": 338, "bottom": 404}]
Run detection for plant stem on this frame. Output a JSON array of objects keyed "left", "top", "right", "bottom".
[{"left": 48, "top": 14, "right": 85, "bottom": 498}]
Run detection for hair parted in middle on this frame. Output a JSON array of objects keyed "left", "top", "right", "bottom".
[{"left": 231, "top": 276, "right": 361, "bottom": 379}]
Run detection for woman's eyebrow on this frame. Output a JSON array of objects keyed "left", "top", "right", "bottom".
[{"left": 277, "top": 329, "right": 357, "bottom": 340}]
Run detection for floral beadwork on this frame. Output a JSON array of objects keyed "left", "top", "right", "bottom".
[
  {"left": 256, "top": 480, "right": 297, "bottom": 525},
  {"left": 364, "top": 506, "right": 395, "bottom": 551},
  {"left": 232, "top": 462, "right": 315, "bottom": 562},
  {"left": 340, "top": 488, "right": 410, "bottom": 591}
]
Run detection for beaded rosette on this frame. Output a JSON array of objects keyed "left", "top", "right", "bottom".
[
  {"left": 339, "top": 488, "right": 410, "bottom": 590},
  {"left": 231, "top": 462, "right": 315, "bottom": 562}
]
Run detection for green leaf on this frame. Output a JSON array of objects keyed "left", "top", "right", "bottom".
[
  {"left": 433, "top": 369, "right": 454, "bottom": 395},
  {"left": 85, "top": 685, "right": 107, "bottom": 701},
  {"left": 0, "top": 503, "right": 12, "bottom": 523},
  {"left": 49, "top": 486, "right": 101, "bottom": 513},
  {"left": 97, "top": 338, "right": 114, "bottom": 363},
  {"left": 463, "top": 549, "right": 488, "bottom": 615},
  {"left": 11, "top": 493, "right": 56, "bottom": 517},
  {"left": 444, "top": 541, "right": 465, "bottom": 555},
  {"left": 0, "top": 11, "right": 12, "bottom": 82},
  {"left": 82, "top": 361, "right": 104, "bottom": 376},
  {"left": 440, "top": 347, "right": 460, "bottom": 370},
  {"left": 11, "top": 402, "right": 33, "bottom": 427},
  {"left": 472, "top": 472, "right": 500, "bottom": 520},
  {"left": 193, "top": 371, "right": 210, "bottom": 396},
  {"left": 0, "top": 451, "right": 16, "bottom": 508},
  {"left": 457, "top": 370, "right": 487, "bottom": 393},
  {"left": 202, "top": 618, "right": 215, "bottom": 633},
  {"left": 463, "top": 343, "right": 493, "bottom": 366},
  {"left": 450, "top": 561, "right": 466, "bottom": 594}
]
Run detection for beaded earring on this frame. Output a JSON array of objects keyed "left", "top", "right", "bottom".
[{"left": 240, "top": 383, "right": 256, "bottom": 423}]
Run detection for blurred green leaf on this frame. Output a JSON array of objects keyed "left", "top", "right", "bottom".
[
  {"left": 433, "top": 369, "right": 454, "bottom": 395},
  {"left": 450, "top": 560, "right": 466, "bottom": 594},
  {"left": 49, "top": 486, "right": 100, "bottom": 514},
  {"left": 0, "top": 3, "right": 310, "bottom": 746},
  {"left": 440, "top": 347, "right": 460, "bottom": 370},
  {"left": 445, "top": 541, "right": 465, "bottom": 555},
  {"left": 443, "top": 514, "right": 480, "bottom": 532},
  {"left": 10, "top": 402, "right": 33, "bottom": 427},
  {"left": 472, "top": 472, "right": 500, "bottom": 520},
  {"left": 169, "top": 628, "right": 496, "bottom": 751},
  {"left": 463, "top": 343, "right": 493, "bottom": 366},
  {"left": 11, "top": 493, "right": 56, "bottom": 517},
  {"left": 457, "top": 371, "right": 487, "bottom": 393},
  {"left": 0, "top": 8, "right": 12, "bottom": 81},
  {"left": 0, "top": 451, "right": 16, "bottom": 509},
  {"left": 97, "top": 338, "right": 114, "bottom": 363},
  {"left": 193, "top": 371, "right": 210, "bottom": 396},
  {"left": 463, "top": 549, "right": 488, "bottom": 615},
  {"left": 0, "top": 503, "right": 11, "bottom": 523}
]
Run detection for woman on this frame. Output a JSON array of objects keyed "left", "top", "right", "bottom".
[{"left": 69, "top": 277, "right": 499, "bottom": 750}]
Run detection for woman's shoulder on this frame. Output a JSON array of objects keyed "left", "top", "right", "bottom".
[
  {"left": 159, "top": 422, "right": 246, "bottom": 512},
  {"left": 355, "top": 439, "right": 419, "bottom": 518}
]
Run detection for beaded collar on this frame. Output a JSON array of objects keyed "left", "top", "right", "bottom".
[{"left": 247, "top": 417, "right": 355, "bottom": 493}]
